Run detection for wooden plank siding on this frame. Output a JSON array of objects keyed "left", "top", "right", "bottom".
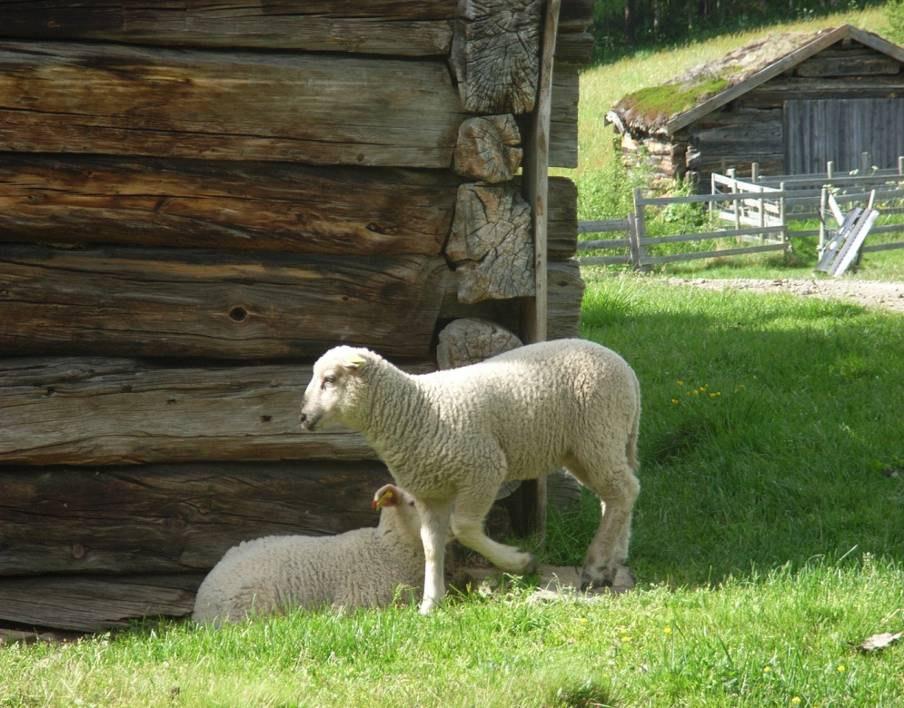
[
  {"left": 785, "top": 98, "right": 904, "bottom": 173},
  {"left": 0, "top": 246, "right": 450, "bottom": 360},
  {"left": 0, "top": 461, "right": 392, "bottom": 576},
  {"left": 0, "top": 42, "right": 466, "bottom": 168}
]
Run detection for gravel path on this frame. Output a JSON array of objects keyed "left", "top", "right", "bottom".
[{"left": 664, "top": 278, "right": 904, "bottom": 314}]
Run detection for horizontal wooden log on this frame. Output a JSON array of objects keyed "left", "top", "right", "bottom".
[
  {"left": 547, "top": 177, "right": 579, "bottom": 259},
  {"left": 795, "top": 49, "right": 901, "bottom": 78},
  {"left": 450, "top": 0, "right": 542, "bottom": 114},
  {"left": 0, "top": 156, "right": 458, "bottom": 256},
  {"left": 0, "top": 461, "right": 392, "bottom": 576},
  {"left": 740, "top": 76, "right": 904, "bottom": 107},
  {"left": 0, "top": 357, "right": 440, "bottom": 466},
  {"left": 0, "top": 247, "right": 449, "bottom": 359},
  {"left": 0, "top": 574, "right": 202, "bottom": 632},
  {"left": 447, "top": 183, "right": 534, "bottom": 303},
  {"left": 550, "top": 64, "right": 580, "bottom": 168},
  {"left": 547, "top": 259, "right": 584, "bottom": 340},
  {"left": 0, "top": 1, "right": 455, "bottom": 56},
  {"left": 0, "top": 41, "right": 465, "bottom": 168}
]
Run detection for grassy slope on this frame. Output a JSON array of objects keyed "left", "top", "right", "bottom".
[{"left": 2, "top": 278, "right": 902, "bottom": 707}]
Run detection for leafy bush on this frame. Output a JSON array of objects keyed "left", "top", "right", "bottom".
[{"left": 888, "top": 0, "right": 904, "bottom": 41}]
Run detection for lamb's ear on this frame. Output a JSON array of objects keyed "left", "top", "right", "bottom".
[
  {"left": 341, "top": 352, "right": 368, "bottom": 374},
  {"left": 372, "top": 484, "right": 399, "bottom": 510}
]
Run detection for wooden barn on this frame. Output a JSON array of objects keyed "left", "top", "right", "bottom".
[
  {"left": 0, "top": 0, "right": 593, "bottom": 635},
  {"left": 606, "top": 25, "right": 904, "bottom": 185}
]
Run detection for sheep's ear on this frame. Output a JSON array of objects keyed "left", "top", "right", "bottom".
[
  {"left": 341, "top": 352, "right": 368, "bottom": 373},
  {"left": 372, "top": 484, "right": 399, "bottom": 510}
]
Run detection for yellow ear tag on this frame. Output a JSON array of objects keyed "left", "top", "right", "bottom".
[
  {"left": 347, "top": 353, "right": 367, "bottom": 370},
  {"left": 373, "top": 488, "right": 395, "bottom": 510}
]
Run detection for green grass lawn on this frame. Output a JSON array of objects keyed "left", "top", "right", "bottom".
[{"left": 3, "top": 276, "right": 902, "bottom": 707}]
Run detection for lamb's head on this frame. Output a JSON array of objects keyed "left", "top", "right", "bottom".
[
  {"left": 299, "top": 346, "right": 375, "bottom": 432},
  {"left": 372, "top": 484, "right": 422, "bottom": 544}
]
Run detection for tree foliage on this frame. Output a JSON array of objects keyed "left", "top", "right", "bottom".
[{"left": 592, "top": 0, "right": 882, "bottom": 59}]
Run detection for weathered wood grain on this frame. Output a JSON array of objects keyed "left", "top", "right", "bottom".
[
  {"left": 550, "top": 63, "right": 580, "bottom": 168},
  {"left": 447, "top": 183, "right": 534, "bottom": 303},
  {"left": 0, "top": 246, "right": 449, "bottom": 359},
  {"left": 450, "top": 0, "right": 542, "bottom": 114},
  {"left": 0, "top": 574, "right": 202, "bottom": 631},
  {"left": 0, "top": 461, "right": 392, "bottom": 576},
  {"left": 0, "top": 357, "right": 413, "bottom": 466},
  {"left": 454, "top": 115, "right": 522, "bottom": 183},
  {"left": 436, "top": 318, "right": 522, "bottom": 369},
  {"left": 0, "top": 41, "right": 465, "bottom": 168},
  {"left": 547, "top": 259, "right": 584, "bottom": 340},
  {"left": 547, "top": 177, "right": 579, "bottom": 259},
  {"left": 0, "top": 155, "right": 458, "bottom": 256},
  {"left": 739, "top": 76, "right": 904, "bottom": 107},
  {"left": 795, "top": 47, "right": 901, "bottom": 78},
  {"left": 0, "top": 1, "right": 455, "bottom": 56}
]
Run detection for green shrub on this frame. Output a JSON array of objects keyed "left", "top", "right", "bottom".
[{"left": 887, "top": 0, "right": 904, "bottom": 42}]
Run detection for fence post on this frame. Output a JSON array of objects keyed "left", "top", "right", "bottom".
[
  {"left": 779, "top": 180, "right": 789, "bottom": 258},
  {"left": 727, "top": 167, "right": 740, "bottom": 232},
  {"left": 818, "top": 185, "right": 827, "bottom": 256},
  {"left": 751, "top": 162, "right": 759, "bottom": 183},
  {"left": 827, "top": 160, "right": 834, "bottom": 181},
  {"left": 898, "top": 155, "right": 903, "bottom": 177},
  {"left": 860, "top": 151, "right": 870, "bottom": 174},
  {"left": 631, "top": 187, "right": 648, "bottom": 271}
]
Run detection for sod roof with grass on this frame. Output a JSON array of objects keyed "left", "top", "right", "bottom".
[{"left": 607, "top": 24, "right": 904, "bottom": 136}]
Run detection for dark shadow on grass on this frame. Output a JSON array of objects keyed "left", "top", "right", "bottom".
[{"left": 543, "top": 282, "right": 904, "bottom": 588}]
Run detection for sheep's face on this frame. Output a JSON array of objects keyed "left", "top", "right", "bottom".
[
  {"left": 299, "top": 347, "right": 370, "bottom": 432},
  {"left": 372, "top": 484, "right": 422, "bottom": 543}
]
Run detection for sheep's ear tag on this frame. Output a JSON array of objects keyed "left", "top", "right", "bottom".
[
  {"left": 372, "top": 487, "right": 396, "bottom": 510},
  {"left": 344, "top": 353, "right": 367, "bottom": 371}
]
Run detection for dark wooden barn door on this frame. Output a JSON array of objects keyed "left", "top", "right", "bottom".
[{"left": 785, "top": 98, "right": 904, "bottom": 174}]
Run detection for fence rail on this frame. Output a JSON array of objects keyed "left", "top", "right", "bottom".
[{"left": 578, "top": 154, "right": 904, "bottom": 271}]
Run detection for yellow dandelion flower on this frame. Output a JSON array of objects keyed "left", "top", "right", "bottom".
[
  {"left": 836, "top": 664, "right": 846, "bottom": 673},
  {"left": 671, "top": 398, "right": 680, "bottom": 405},
  {"left": 763, "top": 666, "right": 772, "bottom": 673},
  {"left": 676, "top": 379, "right": 684, "bottom": 386},
  {"left": 620, "top": 634, "right": 630, "bottom": 642},
  {"left": 709, "top": 392, "right": 721, "bottom": 398},
  {"left": 790, "top": 698, "right": 801, "bottom": 705},
  {"left": 663, "top": 626, "right": 672, "bottom": 635}
]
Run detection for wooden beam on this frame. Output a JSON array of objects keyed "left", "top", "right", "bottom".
[
  {"left": 0, "top": 357, "right": 434, "bottom": 466},
  {"left": 453, "top": 115, "right": 523, "bottom": 183},
  {"left": 436, "top": 319, "right": 522, "bottom": 369},
  {"left": 0, "top": 1, "right": 455, "bottom": 56},
  {"left": 450, "top": 0, "right": 542, "bottom": 114},
  {"left": 447, "top": 183, "right": 534, "bottom": 303},
  {"left": 0, "top": 246, "right": 449, "bottom": 360},
  {"left": 0, "top": 575, "right": 202, "bottom": 632},
  {"left": 0, "top": 461, "right": 392, "bottom": 576},
  {"left": 0, "top": 156, "right": 458, "bottom": 256},
  {"left": 521, "top": 0, "right": 561, "bottom": 344},
  {"left": 0, "top": 42, "right": 465, "bottom": 168}
]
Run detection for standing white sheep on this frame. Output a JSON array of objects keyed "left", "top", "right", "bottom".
[
  {"left": 300, "top": 338, "right": 641, "bottom": 614},
  {"left": 192, "top": 484, "right": 424, "bottom": 624}
]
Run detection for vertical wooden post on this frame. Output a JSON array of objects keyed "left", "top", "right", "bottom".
[
  {"left": 517, "top": 0, "right": 560, "bottom": 543},
  {"left": 860, "top": 151, "right": 870, "bottom": 174},
  {"left": 632, "top": 187, "right": 648, "bottom": 270},
  {"left": 897, "top": 155, "right": 903, "bottom": 176},
  {"left": 779, "top": 180, "right": 787, "bottom": 254},
  {"left": 751, "top": 162, "right": 760, "bottom": 183},
  {"left": 727, "top": 167, "right": 740, "bottom": 232},
  {"left": 827, "top": 160, "right": 834, "bottom": 181},
  {"left": 818, "top": 185, "right": 827, "bottom": 256}
]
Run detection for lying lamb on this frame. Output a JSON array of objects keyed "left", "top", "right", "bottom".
[
  {"left": 300, "top": 338, "right": 641, "bottom": 614},
  {"left": 192, "top": 484, "right": 424, "bottom": 624}
]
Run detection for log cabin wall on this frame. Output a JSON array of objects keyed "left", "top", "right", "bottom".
[
  {"left": 619, "top": 35, "right": 904, "bottom": 187},
  {"left": 0, "top": 0, "right": 592, "bottom": 632}
]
